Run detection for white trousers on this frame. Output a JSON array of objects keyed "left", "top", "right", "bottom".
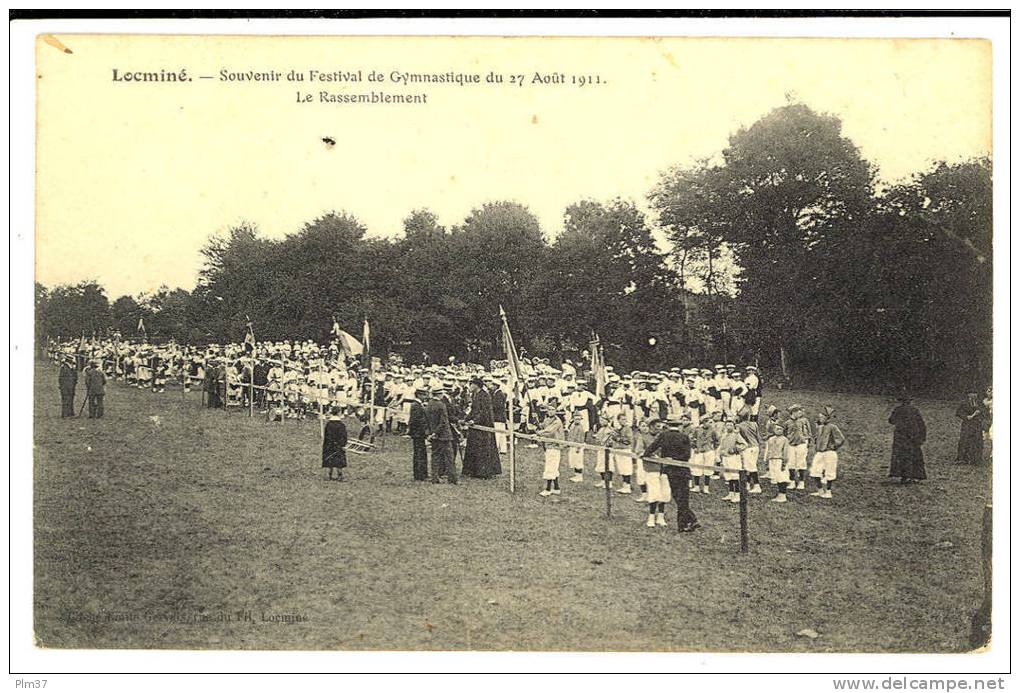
[
  {"left": 809, "top": 451, "right": 838, "bottom": 480},
  {"left": 494, "top": 421, "right": 508, "bottom": 453},
  {"left": 542, "top": 449, "right": 561, "bottom": 480}
]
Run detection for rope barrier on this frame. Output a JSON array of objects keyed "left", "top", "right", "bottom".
[
  {"left": 468, "top": 424, "right": 749, "bottom": 475},
  {"left": 44, "top": 356, "right": 754, "bottom": 551}
]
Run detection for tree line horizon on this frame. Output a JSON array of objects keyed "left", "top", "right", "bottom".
[{"left": 35, "top": 103, "right": 992, "bottom": 396}]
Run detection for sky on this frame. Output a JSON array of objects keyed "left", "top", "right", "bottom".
[{"left": 35, "top": 35, "right": 991, "bottom": 299}]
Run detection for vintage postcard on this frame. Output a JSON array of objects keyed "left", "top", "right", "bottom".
[{"left": 21, "top": 21, "right": 1004, "bottom": 675}]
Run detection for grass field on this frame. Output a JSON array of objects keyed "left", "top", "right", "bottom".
[{"left": 33, "top": 361, "right": 991, "bottom": 652}]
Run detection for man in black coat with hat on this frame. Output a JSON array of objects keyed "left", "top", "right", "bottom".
[
  {"left": 425, "top": 386, "right": 457, "bottom": 484},
  {"left": 58, "top": 356, "right": 78, "bottom": 418},
  {"left": 408, "top": 386, "right": 430, "bottom": 481},
  {"left": 644, "top": 416, "right": 699, "bottom": 533}
]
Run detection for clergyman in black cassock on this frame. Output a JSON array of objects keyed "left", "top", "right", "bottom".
[
  {"left": 889, "top": 397, "right": 927, "bottom": 482},
  {"left": 461, "top": 379, "right": 502, "bottom": 479}
]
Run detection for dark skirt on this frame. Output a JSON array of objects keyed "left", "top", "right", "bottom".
[
  {"left": 889, "top": 437, "right": 926, "bottom": 480},
  {"left": 957, "top": 422, "right": 984, "bottom": 464},
  {"left": 461, "top": 428, "right": 501, "bottom": 478},
  {"left": 322, "top": 449, "right": 347, "bottom": 469}
]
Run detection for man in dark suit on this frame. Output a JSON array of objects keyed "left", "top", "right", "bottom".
[
  {"left": 204, "top": 359, "right": 220, "bottom": 408},
  {"left": 58, "top": 356, "right": 78, "bottom": 418},
  {"left": 408, "top": 387, "right": 430, "bottom": 481},
  {"left": 84, "top": 360, "right": 107, "bottom": 419},
  {"left": 425, "top": 387, "right": 457, "bottom": 484},
  {"left": 253, "top": 358, "right": 270, "bottom": 410},
  {"left": 644, "top": 416, "right": 698, "bottom": 532}
]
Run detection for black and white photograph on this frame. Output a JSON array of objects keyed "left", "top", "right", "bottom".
[{"left": 9, "top": 10, "right": 1011, "bottom": 686}]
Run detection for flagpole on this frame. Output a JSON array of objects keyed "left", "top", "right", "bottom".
[
  {"left": 508, "top": 389, "right": 516, "bottom": 494},
  {"left": 248, "top": 361, "right": 254, "bottom": 418}
]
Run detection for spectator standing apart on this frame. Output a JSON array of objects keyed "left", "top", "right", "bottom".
[
  {"left": 954, "top": 392, "right": 987, "bottom": 465},
  {"left": 58, "top": 356, "right": 78, "bottom": 418},
  {"left": 889, "top": 395, "right": 927, "bottom": 483},
  {"left": 84, "top": 360, "right": 107, "bottom": 419},
  {"left": 321, "top": 405, "right": 348, "bottom": 481}
]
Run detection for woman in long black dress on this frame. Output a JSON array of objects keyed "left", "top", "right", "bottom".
[
  {"left": 889, "top": 395, "right": 927, "bottom": 483},
  {"left": 955, "top": 392, "right": 987, "bottom": 465},
  {"left": 322, "top": 405, "right": 348, "bottom": 481}
]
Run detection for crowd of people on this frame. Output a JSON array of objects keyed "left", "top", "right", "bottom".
[{"left": 46, "top": 335, "right": 990, "bottom": 534}]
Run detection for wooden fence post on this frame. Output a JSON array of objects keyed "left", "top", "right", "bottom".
[
  {"left": 738, "top": 469, "right": 749, "bottom": 553},
  {"left": 604, "top": 447, "right": 612, "bottom": 518}
]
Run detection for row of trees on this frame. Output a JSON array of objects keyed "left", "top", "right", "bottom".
[{"left": 36, "top": 104, "right": 992, "bottom": 394}]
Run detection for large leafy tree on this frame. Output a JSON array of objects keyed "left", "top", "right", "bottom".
[
  {"left": 539, "top": 199, "right": 684, "bottom": 369},
  {"left": 390, "top": 209, "right": 462, "bottom": 359},
  {"left": 446, "top": 201, "right": 548, "bottom": 360},
  {"left": 37, "top": 280, "right": 111, "bottom": 340},
  {"left": 715, "top": 104, "right": 875, "bottom": 372},
  {"left": 852, "top": 158, "right": 993, "bottom": 390}
]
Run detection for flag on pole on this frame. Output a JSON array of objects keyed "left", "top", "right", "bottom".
[
  {"left": 331, "top": 317, "right": 364, "bottom": 357},
  {"left": 77, "top": 331, "right": 87, "bottom": 355},
  {"left": 499, "top": 305, "right": 527, "bottom": 397},
  {"left": 362, "top": 318, "right": 371, "bottom": 357},
  {"left": 243, "top": 316, "right": 256, "bottom": 354},
  {"left": 589, "top": 332, "right": 607, "bottom": 398},
  {"left": 137, "top": 317, "right": 147, "bottom": 340}
]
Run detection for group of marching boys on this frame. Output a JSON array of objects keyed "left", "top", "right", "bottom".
[
  {"left": 532, "top": 393, "right": 846, "bottom": 530},
  {"left": 50, "top": 339, "right": 847, "bottom": 529}
]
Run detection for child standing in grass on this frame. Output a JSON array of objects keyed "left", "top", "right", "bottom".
[
  {"left": 321, "top": 405, "right": 348, "bottom": 481},
  {"left": 719, "top": 420, "right": 747, "bottom": 503},
  {"left": 633, "top": 417, "right": 661, "bottom": 503},
  {"left": 610, "top": 412, "right": 635, "bottom": 495},
  {"left": 691, "top": 416, "right": 719, "bottom": 494},
  {"left": 785, "top": 405, "right": 811, "bottom": 490},
  {"left": 565, "top": 409, "right": 586, "bottom": 483},
  {"left": 538, "top": 405, "right": 565, "bottom": 496},
  {"left": 766, "top": 424, "right": 791, "bottom": 503},
  {"left": 736, "top": 409, "right": 763, "bottom": 494},
  {"left": 593, "top": 414, "right": 615, "bottom": 489},
  {"left": 810, "top": 406, "right": 846, "bottom": 499}
]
